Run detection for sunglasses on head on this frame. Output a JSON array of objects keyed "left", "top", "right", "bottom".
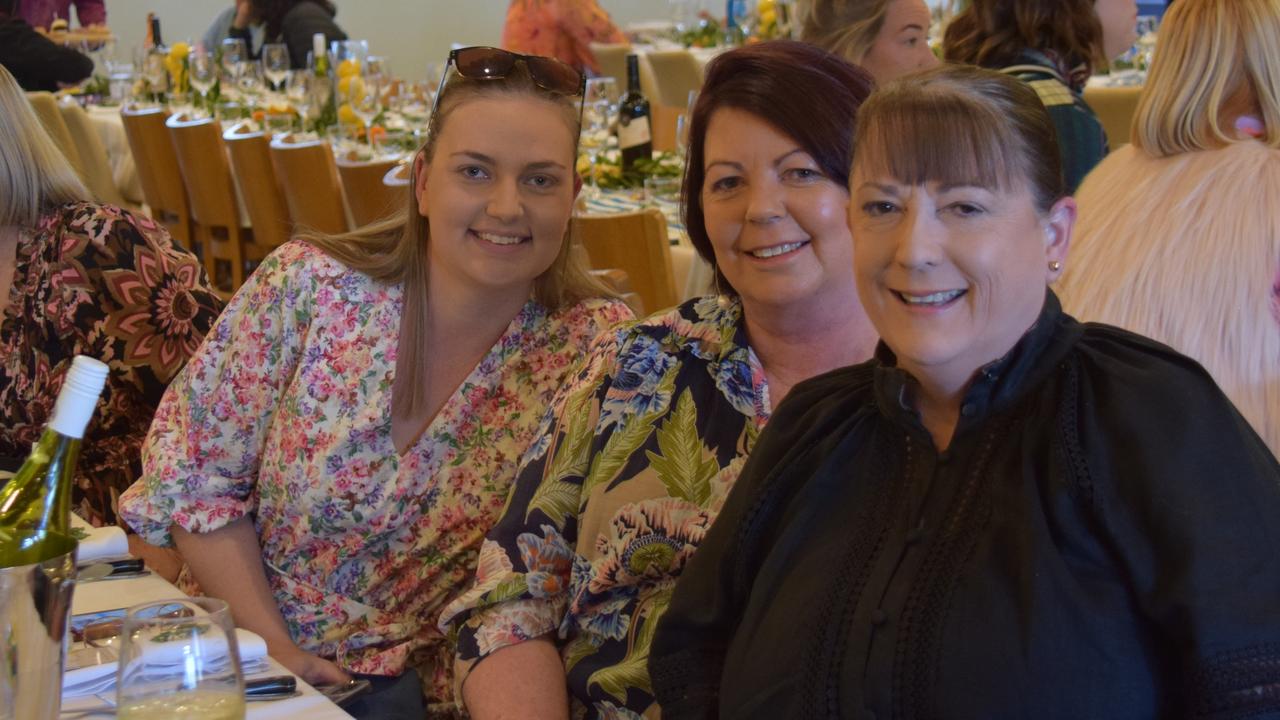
[{"left": 446, "top": 46, "right": 585, "bottom": 97}]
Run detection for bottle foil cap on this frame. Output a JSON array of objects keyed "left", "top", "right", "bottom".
[{"left": 48, "top": 356, "right": 109, "bottom": 439}]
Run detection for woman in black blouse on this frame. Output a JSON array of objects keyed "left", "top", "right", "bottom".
[{"left": 650, "top": 64, "right": 1280, "bottom": 719}]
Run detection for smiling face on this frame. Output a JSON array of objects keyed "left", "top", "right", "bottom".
[
  {"left": 416, "top": 94, "right": 578, "bottom": 299},
  {"left": 860, "top": 0, "right": 939, "bottom": 85},
  {"left": 849, "top": 164, "right": 1074, "bottom": 393},
  {"left": 700, "top": 107, "right": 856, "bottom": 311}
]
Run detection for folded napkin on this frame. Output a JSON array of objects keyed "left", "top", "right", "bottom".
[
  {"left": 76, "top": 525, "right": 129, "bottom": 564},
  {"left": 62, "top": 628, "right": 269, "bottom": 698}
]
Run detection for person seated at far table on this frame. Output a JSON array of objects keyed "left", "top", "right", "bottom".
[
  {"left": 503, "top": 0, "right": 627, "bottom": 76},
  {"left": 203, "top": 0, "right": 265, "bottom": 56},
  {"left": 651, "top": 64, "right": 1280, "bottom": 719},
  {"left": 944, "top": 0, "right": 1138, "bottom": 192},
  {"left": 797, "top": 0, "right": 939, "bottom": 85},
  {"left": 0, "top": 0, "right": 92, "bottom": 91},
  {"left": 440, "top": 40, "right": 879, "bottom": 720},
  {"left": 0, "top": 64, "right": 222, "bottom": 557},
  {"left": 1059, "top": 0, "right": 1280, "bottom": 457},
  {"left": 230, "top": 0, "right": 346, "bottom": 69},
  {"left": 119, "top": 46, "right": 632, "bottom": 719},
  {"left": 17, "top": 0, "right": 103, "bottom": 30}
]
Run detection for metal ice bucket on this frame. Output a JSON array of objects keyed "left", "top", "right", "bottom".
[{"left": 0, "top": 536, "right": 78, "bottom": 720}]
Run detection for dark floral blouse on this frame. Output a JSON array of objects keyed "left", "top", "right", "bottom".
[{"left": 0, "top": 202, "right": 223, "bottom": 526}]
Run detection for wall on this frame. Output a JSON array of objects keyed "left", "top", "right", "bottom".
[{"left": 104, "top": 0, "right": 669, "bottom": 80}]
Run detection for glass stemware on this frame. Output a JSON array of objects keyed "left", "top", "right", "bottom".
[
  {"left": 285, "top": 70, "right": 314, "bottom": 130},
  {"left": 581, "top": 76, "right": 618, "bottom": 200},
  {"left": 189, "top": 49, "right": 217, "bottom": 116},
  {"left": 115, "top": 598, "right": 245, "bottom": 720},
  {"left": 262, "top": 43, "right": 290, "bottom": 91}
]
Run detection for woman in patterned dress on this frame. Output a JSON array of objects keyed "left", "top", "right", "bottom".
[
  {"left": 119, "top": 48, "right": 631, "bottom": 718},
  {"left": 0, "top": 64, "right": 222, "bottom": 537},
  {"left": 440, "top": 41, "right": 878, "bottom": 719}
]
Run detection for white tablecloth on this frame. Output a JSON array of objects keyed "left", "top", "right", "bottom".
[
  {"left": 62, "top": 572, "right": 354, "bottom": 719},
  {"left": 85, "top": 106, "right": 143, "bottom": 205}
]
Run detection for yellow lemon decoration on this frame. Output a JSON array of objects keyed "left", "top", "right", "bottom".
[
  {"left": 167, "top": 41, "right": 190, "bottom": 61},
  {"left": 337, "top": 58, "right": 361, "bottom": 79},
  {"left": 338, "top": 75, "right": 366, "bottom": 101},
  {"left": 337, "top": 103, "right": 360, "bottom": 126}
]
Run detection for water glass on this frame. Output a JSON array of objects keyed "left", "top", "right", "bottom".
[
  {"left": 106, "top": 59, "right": 136, "bottom": 104},
  {"left": 115, "top": 598, "right": 245, "bottom": 719},
  {"left": 262, "top": 43, "right": 290, "bottom": 90}
]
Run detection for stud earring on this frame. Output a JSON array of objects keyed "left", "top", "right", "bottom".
[{"left": 1048, "top": 260, "right": 1062, "bottom": 272}]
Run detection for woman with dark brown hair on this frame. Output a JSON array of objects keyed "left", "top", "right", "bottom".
[
  {"left": 229, "top": 0, "right": 346, "bottom": 69},
  {"left": 439, "top": 40, "right": 877, "bottom": 719},
  {"left": 650, "top": 63, "right": 1280, "bottom": 718},
  {"left": 943, "top": 0, "right": 1137, "bottom": 191}
]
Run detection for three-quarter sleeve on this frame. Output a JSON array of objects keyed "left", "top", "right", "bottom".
[
  {"left": 118, "top": 241, "right": 315, "bottom": 546},
  {"left": 438, "top": 329, "right": 625, "bottom": 695},
  {"left": 1076, "top": 330, "right": 1280, "bottom": 715}
]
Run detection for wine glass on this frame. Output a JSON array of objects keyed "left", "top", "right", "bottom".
[
  {"left": 285, "top": 70, "right": 314, "bottom": 130},
  {"left": 581, "top": 77, "right": 617, "bottom": 200},
  {"left": 675, "top": 113, "right": 690, "bottom": 160},
  {"left": 220, "top": 38, "right": 247, "bottom": 102},
  {"left": 343, "top": 66, "right": 383, "bottom": 153},
  {"left": 115, "top": 598, "right": 245, "bottom": 719},
  {"left": 262, "top": 43, "right": 290, "bottom": 92},
  {"left": 189, "top": 49, "right": 217, "bottom": 116}
]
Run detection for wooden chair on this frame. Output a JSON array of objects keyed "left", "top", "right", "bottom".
[
  {"left": 1084, "top": 85, "right": 1143, "bottom": 148},
  {"left": 336, "top": 158, "right": 400, "bottom": 227},
  {"left": 591, "top": 42, "right": 632, "bottom": 85},
  {"left": 120, "top": 106, "right": 195, "bottom": 249},
  {"left": 167, "top": 114, "right": 268, "bottom": 295},
  {"left": 383, "top": 159, "right": 412, "bottom": 188},
  {"left": 645, "top": 50, "right": 704, "bottom": 110},
  {"left": 574, "top": 208, "right": 678, "bottom": 314},
  {"left": 224, "top": 123, "right": 293, "bottom": 252},
  {"left": 269, "top": 137, "right": 349, "bottom": 235},
  {"left": 58, "top": 101, "right": 127, "bottom": 206},
  {"left": 25, "top": 92, "right": 84, "bottom": 179}
]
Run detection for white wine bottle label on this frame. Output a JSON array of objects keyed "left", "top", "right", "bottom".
[
  {"left": 49, "top": 356, "right": 108, "bottom": 439},
  {"left": 618, "top": 116, "right": 652, "bottom": 149}
]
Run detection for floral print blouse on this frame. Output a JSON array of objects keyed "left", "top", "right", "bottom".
[
  {"left": 118, "top": 240, "right": 631, "bottom": 715},
  {"left": 0, "top": 202, "right": 222, "bottom": 526},
  {"left": 502, "top": 0, "right": 627, "bottom": 75},
  {"left": 440, "top": 296, "right": 770, "bottom": 719}
]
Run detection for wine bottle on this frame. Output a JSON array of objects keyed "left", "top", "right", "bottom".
[
  {"left": 618, "top": 55, "right": 653, "bottom": 174},
  {"left": 311, "top": 32, "right": 338, "bottom": 131},
  {"left": 0, "top": 356, "right": 108, "bottom": 568}
]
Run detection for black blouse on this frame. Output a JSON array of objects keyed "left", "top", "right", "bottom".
[{"left": 650, "top": 292, "right": 1280, "bottom": 720}]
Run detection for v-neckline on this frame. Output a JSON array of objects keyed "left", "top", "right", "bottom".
[{"left": 389, "top": 294, "right": 539, "bottom": 459}]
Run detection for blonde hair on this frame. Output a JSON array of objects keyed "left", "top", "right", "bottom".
[
  {"left": 1133, "top": 0, "right": 1280, "bottom": 156},
  {"left": 302, "top": 62, "right": 608, "bottom": 418},
  {"left": 0, "top": 65, "right": 88, "bottom": 227},
  {"left": 798, "top": 0, "right": 893, "bottom": 64}
]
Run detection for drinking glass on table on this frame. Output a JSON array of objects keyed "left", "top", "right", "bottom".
[
  {"left": 581, "top": 77, "right": 617, "bottom": 200},
  {"left": 220, "top": 38, "right": 248, "bottom": 102},
  {"left": 343, "top": 66, "right": 383, "bottom": 153},
  {"left": 189, "top": 49, "right": 217, "bottom": 116},
  {"left": 115, "top": 598, "right": 245, "bottom": 720},
  {"left": 106, "top": 58, "right": 136, "bottom": 105},
  {"left": 285, "top": 70, "right": 314, "bottom": 130},
  {"left": 262, "top": 43, "right": 290, "bottom": 91}
]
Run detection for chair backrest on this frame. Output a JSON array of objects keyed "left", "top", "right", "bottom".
[
  {"left": 383, "top": 159, "right": 411, "bottom": 188},
  {"left": 224, "top": 124, "right": 293, "bottom": 251},
  {"left": 644, "top": 50, "right": 704, "bottom": 109},
  {"left": 57, "top": 101, "right": 125, "bottom": 206},
  {"left": 1083, "top": 85, "right": 1142, "bottom": 148},
  {"left": 25, "top": 92, "right": 84, "bottom": 179},
  {"left": 269, "top": 137, "right": 349, "bottom": 236},
  {"left": 336, "top": 158, "right": 401, "bottom": 228},
  {"left": 120, "top": 106, "right": 193, "bottom": 247},
  {"left": 165, "top": 115, "right": 241, "bottom": 229},
  {"left": 574, "top": 208, "right": 678, "bottom": 314},
  {"left": 591, "top": 43, "right": 632, "bottom": 87}
]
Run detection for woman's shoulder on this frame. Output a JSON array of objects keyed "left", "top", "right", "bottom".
[
  {"left": 257, "top": 239, "right": 385, "bottom": 294},
  {"left": 541, "top": 295, "right": 634, "bottom": 349}
]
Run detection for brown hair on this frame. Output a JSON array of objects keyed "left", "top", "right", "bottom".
[
  {"left": 684, "top": 40, "right": 874, "bottom": 293},
  {"left": 943, "top": 0, "right": 1105, "bottom": 75},
  {"left": 302, "top": 62, "right": 606, "bottom": 418},
  {"left": 797, "top": 0, "right": 894, "bottom": 65},
  {"left": 853, "top": 64, "right": 1065, "bottom": 213},
  {"left": 1133, "top": 0, "right": 1280, "bottom": 156}
]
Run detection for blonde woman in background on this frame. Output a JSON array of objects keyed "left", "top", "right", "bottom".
[
  {"left": 120, "top": 47, "right": 631, "bottom": 718},
  {"left": 797, "top": 0, "right": 939, "bottom": 84},
  {"left": 1058, "top": 0, "right": 1280, "bottom": 456}
]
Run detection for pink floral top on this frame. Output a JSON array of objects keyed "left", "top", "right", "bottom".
[
  {"left": 501, "top": 0, "right": 627, "bottom": 75},
  {"left": 118, "top": 240, "right": 631, "bottom": 714}
]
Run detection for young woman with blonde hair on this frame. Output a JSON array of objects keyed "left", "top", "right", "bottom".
[
  {"left": 120, "top": 47, "right": 631, "bottom": 717},
  {"left": 796, "top": 0, "right": 938, "bottom": 84},
  {"left": 1059, "top": 0, "right": 1280, "bottom": 456}
]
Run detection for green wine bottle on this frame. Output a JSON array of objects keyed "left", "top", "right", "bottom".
[{"left": 0, "top": 356, "right": 108, "bottom": 568}]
